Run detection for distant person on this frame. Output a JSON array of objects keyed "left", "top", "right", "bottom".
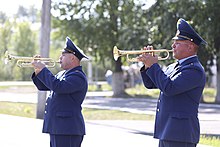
[
  {"left": 138, "top": 18, "right": 207, "bottom": 147},
  {"left": 31, "top": 37, "right": 88, "bottom": 147},
  {"left": 105, "top": 69, "right": 113, "bottom": 85}
]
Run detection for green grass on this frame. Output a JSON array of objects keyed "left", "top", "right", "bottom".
[
  {"left": 203, "top": 88, "right": 216, "bottom": 103},
  {"left": 126, "top": 85, "right": 217, "bottom": 103},
  {"left": 83, "top": 108, "right": 154, "bottom": 120},
  {"left": 200, "top": 135, "right": 220, "bottom": 147},
  {"left": 90, "top": 83, "right": 217, "bottom": 103},
  {"left": 0, "top": 101, "right": 151, "bottom": 120},
  {"left": 126, "top": 84, "right": 160, "bottom": 98},
  {"left": 88, "top": 83, "right": 112, "bottom": 91},
  {"left": 0, "top": 101, "right": 36, "bottom": 118}
]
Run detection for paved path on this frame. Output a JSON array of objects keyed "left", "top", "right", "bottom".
[
  {"left": 0, "top": 114, "right": 159, "bottom": 147},
  {"left": 0, "top": 114, "right": 212, "bottom": 147}
]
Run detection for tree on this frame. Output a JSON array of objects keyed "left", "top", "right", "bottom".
[
  {"left": 52, "top": 0, "right": 150, "bottom": 96},
  {"left": 202, "top": 0, "right": 220, "bottom": 103},
  {"left": 15, "top": 5, "right": 40, "bottom": 22},
  {"left": 13, "top": 22, "right": 37, "bottom": 81},
  {"left": 0, "top": 12, "right": 7, "bottom": 24},
  {"left": 0, "top": 20, "right": 14, "bottom": 80},
  {"left": 51, "top": 0, "right": 220, "bottom": 99},
  {"left": 36, "top": 0, "right": 51, "bottom": 119}
]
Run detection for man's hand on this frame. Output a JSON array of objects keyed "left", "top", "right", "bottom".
[
  {"left": 31, "top": 55, "right": 46, "bottom": 75},
  {"left": 137, "top": 45, "right": 158, "bottom": 69}
]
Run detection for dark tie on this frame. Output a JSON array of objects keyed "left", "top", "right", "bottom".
[{"left": 174, "top": 61, "right": 180, "bottom": 69}]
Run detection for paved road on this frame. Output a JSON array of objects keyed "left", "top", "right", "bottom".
[
  {"left": 0, "top": 114, "right": 159, "bottom": 147},
  {"left": 0, "top": 114, "right": 212, "bottom": 147}
]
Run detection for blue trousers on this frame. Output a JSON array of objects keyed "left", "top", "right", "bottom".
[
  {"left": 159, "top": 140, "right": 197, "bottom": 147},
  {"left": 50, "top": 134, "right": 84, "bottom": 147}
]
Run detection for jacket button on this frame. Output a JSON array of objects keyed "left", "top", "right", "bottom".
[
  {"left": 44, "top": 111, "right": 47, "bottom": 114},
  {"left": 157, "top": 109, "right": 160, "bottom": 112}
]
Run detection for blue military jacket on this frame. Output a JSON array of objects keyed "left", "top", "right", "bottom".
[
  {"left": 32, "top": 66, "right": 88, "bottom": 135},
  {"left": 140, "top": 56, "right": 206, "bottom": 143}
]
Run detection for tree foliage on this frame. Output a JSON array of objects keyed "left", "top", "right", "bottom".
[
  {"left": 144, "top": 0, "right": 212, "bottom": 66},
  {"left": 13, "top": 22, "right": 37, "bottom": 81},
  {"left": 52, "top": 0, "right": 150, "bottom": 70},
  {"left": 51, "top": 0, "right": 153, "bottom": 96},
  {"left": 51, "top": 0, "right": 220, "bottom": 98},
  {"left": 0, "top": 20, "right": 14, "bottom": 80},
  {"left": 0, "top": 6, "right": 39, "bottom": 81},
  {"left": 146, "top": 0, "right": 220, "bottom": 102},
  {"left": 1, "top": 0, "right": 220, "bottom": 100}
]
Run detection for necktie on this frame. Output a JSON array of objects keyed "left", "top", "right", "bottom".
[{"left": 174, "top": 61, "right": 180, "bottom": 69}]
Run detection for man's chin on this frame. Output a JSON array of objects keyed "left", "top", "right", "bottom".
[{"left": 172, "top": 53, "right": 178, "bottom": 60}]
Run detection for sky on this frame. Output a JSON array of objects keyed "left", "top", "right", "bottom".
[{"left": 0, "top": 0, "right": 42, "bottom": 16}]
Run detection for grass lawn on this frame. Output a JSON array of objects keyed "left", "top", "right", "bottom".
[
  {"left": 0, "top": 101, "right": 152, "bottom": 120},
  {"left": 83, "top": 108, "right": 154, "bottom": 120},
  {"left": 0, "top": 101, "right": 36, "bottom": 118}
]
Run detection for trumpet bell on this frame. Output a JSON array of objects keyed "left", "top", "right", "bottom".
[
  {"left": 113, "top": 46, "right": 120, "bottom": 61},
  {"left": 4, "top": 50, "right": 13, "bottom": 65}
]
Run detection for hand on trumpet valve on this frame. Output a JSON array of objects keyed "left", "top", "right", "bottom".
[
  {"left": 31, "top": 55, "right": 46, "bottom": 75},
  {"left": 137, "top": 45, "right": 158, "bottom": 69}
]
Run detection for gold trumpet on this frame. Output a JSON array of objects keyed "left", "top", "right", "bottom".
[
  {"left": 113, "top": 46, "right": 173, "bottom": 62},
  {"left": 4, "top": 51, "right": 59, "bottom": 68}
]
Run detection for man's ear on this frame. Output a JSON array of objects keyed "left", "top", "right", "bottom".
[{"left": 188, "top": 43, "right": 198, "bottom": 53}]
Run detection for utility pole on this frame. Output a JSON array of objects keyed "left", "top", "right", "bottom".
[{"left": 36, "top": 0, "right": 51, "bottom": 119}]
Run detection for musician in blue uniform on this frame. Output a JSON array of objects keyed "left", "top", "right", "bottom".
[
  {"left": 31, "top": 37, "right": 88, "bottom": 147},
  {"left": 138, "top": 18, "right": 207, "bottom": 147}
]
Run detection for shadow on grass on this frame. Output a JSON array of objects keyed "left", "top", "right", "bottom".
[
  {"left": 201, "top": 134, "right": 220, "bottom": 138},
  {"left": 112, "top": 92, "right": 156, "bottom": 99}
]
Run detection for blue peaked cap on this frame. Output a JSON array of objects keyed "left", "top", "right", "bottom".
[
  {"left": 62, "top": 37, "right": 89, "bottom": 60},
  {"left": 172, "top": 18, "right": 207, "bottom": 46}
]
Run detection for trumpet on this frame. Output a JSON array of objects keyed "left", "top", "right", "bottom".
[
  {"left": 113, "top": 46, "right": 173, "bottom": 62},
  {"left": 4, "top": 51, "right": 59, "bottom": 68}
]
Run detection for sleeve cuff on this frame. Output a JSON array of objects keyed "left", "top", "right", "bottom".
[{"left": 140, "top": 65, "right": 149, "bottom": 72}]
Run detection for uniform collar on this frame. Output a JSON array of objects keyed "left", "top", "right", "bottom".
[
  {"left": 178, "top": 55, "right": 197, "bottom": 65},
  {"left": 65, "top": 66, "right": 82, "bottom": 74}
]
